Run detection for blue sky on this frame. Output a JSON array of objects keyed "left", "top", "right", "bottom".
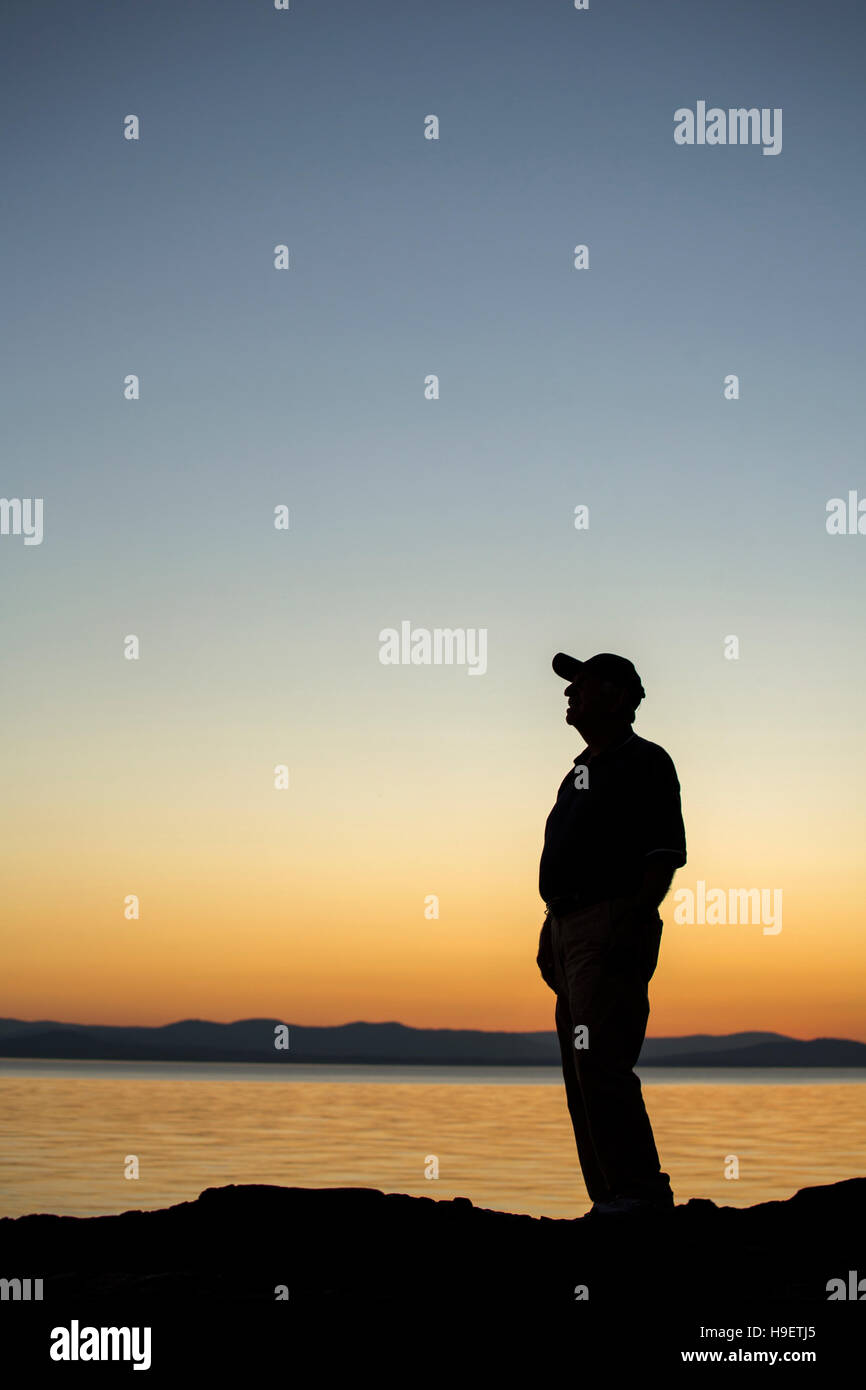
[{"left": 2, "top": 0, "right": 865, "bottom": 1031}]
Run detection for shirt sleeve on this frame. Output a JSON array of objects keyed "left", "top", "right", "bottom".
[{"left": 636, "top": 749, "right": 687, "bottom": 866}]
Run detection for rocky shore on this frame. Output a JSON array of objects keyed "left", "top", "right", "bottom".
[{"left": 3, "top": 1176, "right": 863, "bottom": 1308}]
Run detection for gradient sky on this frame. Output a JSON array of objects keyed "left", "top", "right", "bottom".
[{"left": 2, "top": 0, "right": 865, "bottom": 1039}]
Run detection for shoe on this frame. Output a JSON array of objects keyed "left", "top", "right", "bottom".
[{"left": 584, "top": 1198, "right": 622, "bottom": 1219}]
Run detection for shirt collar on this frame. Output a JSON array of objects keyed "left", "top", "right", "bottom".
[{"left": 574, "top": 732, "right": 635, "bottom": 764}]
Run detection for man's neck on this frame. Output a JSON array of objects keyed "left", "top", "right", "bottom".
[{"left": 581, "top": 724, "right": 634, "bottom": 758}]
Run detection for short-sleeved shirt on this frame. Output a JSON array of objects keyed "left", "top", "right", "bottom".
[{"left": 538, "top": 731, "right": 686, "bottom": 907}]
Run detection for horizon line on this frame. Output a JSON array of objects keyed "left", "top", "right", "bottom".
[{"left": 0, "top": 1015, "right": 855, "bottom": 1045}]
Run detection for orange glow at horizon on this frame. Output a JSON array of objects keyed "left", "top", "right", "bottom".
[{"left": 4, "top": 676, "right": 865, "bottom": 1043}]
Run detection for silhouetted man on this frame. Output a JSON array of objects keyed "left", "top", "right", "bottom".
[{"left": 536, "top": 652, "right": 686, "bottom": 1218}]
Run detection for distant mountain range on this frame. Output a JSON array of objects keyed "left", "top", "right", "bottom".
[{"left": 0, "top": 1018, "right": 864, "bottom": 1066}]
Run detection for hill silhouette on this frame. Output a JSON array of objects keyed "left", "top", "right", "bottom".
[{"left": 0, "top": 1017, "right": 864, "bottom": 1065}]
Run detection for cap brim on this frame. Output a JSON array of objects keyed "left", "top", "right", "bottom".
[{"left": 552, "top": 652, "right": 583, "bottom": 681}]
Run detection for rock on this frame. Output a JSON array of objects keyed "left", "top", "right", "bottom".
[{"left": 1, "top": 1177, "right": 863, "bottom": 1308}]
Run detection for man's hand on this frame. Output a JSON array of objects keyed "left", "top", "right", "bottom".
[
  {"left": 536, "top": 915, "right": 558, "bottom": 992},
  {"left": 609, "top": 861, "right": 677, "bottom": 937},
  {"left": 628, "top": 856, "right": 677, "bottom": 914}
]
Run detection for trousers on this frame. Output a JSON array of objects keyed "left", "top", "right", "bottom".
[{"left": 537, "top": 897, "right": 672, "bottom": 1205}]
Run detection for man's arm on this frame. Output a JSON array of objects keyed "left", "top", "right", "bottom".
[
  {"left": 625, "top": 746, "right": 686, "bottom": 912},
  {"left": 627, "top": 853, "right": 678, "bottom": 912}
]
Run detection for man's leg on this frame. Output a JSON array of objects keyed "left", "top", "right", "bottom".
[
  {"left": 553, "top": 989, "right": 615, "bottom": 1204},
  {"left": 550, "top": 905, "right": 618, "bottom": 1205},
  {"left": 557, "top": 902, "right": 672, "bottom": 1204}
]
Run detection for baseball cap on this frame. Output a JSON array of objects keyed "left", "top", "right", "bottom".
[{"left": 551, "top": 651, "right": 646, "bottom": 707}]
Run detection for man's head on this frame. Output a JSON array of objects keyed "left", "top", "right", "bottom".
[{"left": 552, "top": 652, "right": 645, "bottom": 734}]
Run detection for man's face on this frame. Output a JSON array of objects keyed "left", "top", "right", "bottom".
[{"left": 564, "top": 670, "right": 624, "bottom": 729}]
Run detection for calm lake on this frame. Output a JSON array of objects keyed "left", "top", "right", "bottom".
[{"left": 1, "top": 1060, "right": 863, "bottom": 1221}]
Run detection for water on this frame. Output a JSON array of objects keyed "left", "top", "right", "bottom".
[{"left": 1, "top": 1060, "right": 863, "bottom": 1221}]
